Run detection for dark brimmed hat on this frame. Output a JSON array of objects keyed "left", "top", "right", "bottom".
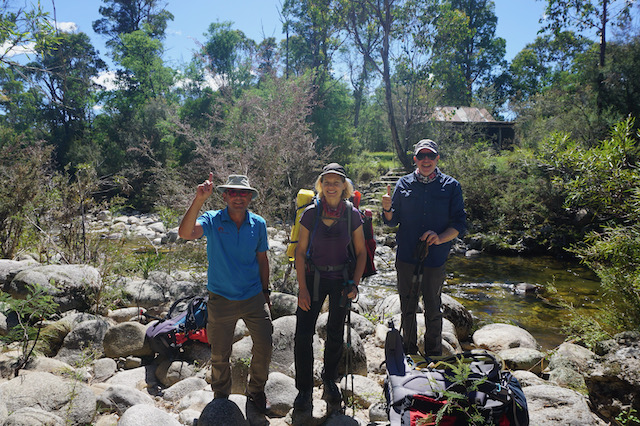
[
  {"left": 217, "top": 175, "right": 258, "bottom": 199},
  {"left": 319, "top": 163, "right": 347, "bottom": 179},
  {"left": 414, "top": 139, "right": 438, "bottom": 156}
]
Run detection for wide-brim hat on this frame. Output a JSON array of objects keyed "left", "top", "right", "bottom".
[
  {"left": 217, "top": 174, "right": 258, "bottom": 199},
  {"left": 414, "top": 139, "right": 438, "bottom": 156},
  {"left": 319, "top": 163, "right": 347, "bottom": 179}
]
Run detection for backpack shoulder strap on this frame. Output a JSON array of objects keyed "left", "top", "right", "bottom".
[
  {"left": 305, "top": 198, "right": 321, "bottom": 260},
  {"left": 345, "top": 200, "right": 356, "bottom": 260}
]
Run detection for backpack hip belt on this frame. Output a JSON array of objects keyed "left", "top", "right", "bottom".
[{"left": 307, "top": 262, "right": 350, "bottom": 302}]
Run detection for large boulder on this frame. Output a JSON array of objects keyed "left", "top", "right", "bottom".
[
  {"left": 270, "top": 292, "right": 298, "bottom": 319},
  {"left": 0, "top": 371, "right": 96, "bottom": 425},
  {"left": 96, "top": 384, "right": 154, "bottom": 415},
  {"left": 585, "top": 331, "right": 640, "bottom": 420},
  {"left": 103, "top": 321, "right": 152, "bottom": 358},
  {"left": 473, "top": 323, "right": 539, "bottom": 352},
  {"left": 0, "top": 259, "right": 38, "bottom": 288},
  {"left": 55, "top": 319, "right": 111, "bottom": 364},
  {"left": 442, "top": 293, "right": 473, "bottom": 341},
  {"left": 498, "top": 347, "right": 546, "bottom": 374},
  {"left": 8, "top": 265, "right": 101, "bottom": 313},
  {"left": 524, "top": 384, "right": 606, "bottom": 425},
  {"left": 2, "top": 407, "right": 65, "bottom": 426},
  {"left": 117, "top": 404, "right": 182, "bottom": 426},
  {"left": 264, "top": 372, "right": 297, "bottom": 417}
]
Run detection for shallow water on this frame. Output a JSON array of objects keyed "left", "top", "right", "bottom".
[{"left": 363, "top": 254, "right": 602, "bottom": 350}]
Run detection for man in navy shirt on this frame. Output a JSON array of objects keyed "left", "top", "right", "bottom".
[
  {"left": 382, "top": 139, "right": 467, "bottom": 356},
  {"left": 179, "top": 173, "right": 273, "bottom": 413}
]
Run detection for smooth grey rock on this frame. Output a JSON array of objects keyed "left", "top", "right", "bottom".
[
  {"left": 162, "top": 377, "right": 208, "bottom": 402},
  {"left": 473, "top": 323, "right": 539, "bottom": 351},
  {"left": 0, "top": 371, "right": 96, "bottom": 425},
  {"left": 8, "top": 264, "right": 101, "bottom": 313},
  {"left": 155, "top": 359, "right": 195, "bottom": 387},
  {"left": 97, "top": 384, "right": 154, "bottom": 415},
  {"left": 2, "top": 407, "right": 65, "bottom": 426},
  {"left": 103, "top": 322, "right": 151, "bottom": 358},
  {"left": 498, "top": 347, "right": 546, "bottom": 374},
  {"left": 93, "top": 357, "right": 117, "bottom": 382},
  {"left": 264, "top": 372, "right": 296, "bottom": 416},
  {"left": 525, "top": 384, "right": 605, "bottom": 425},
  {"left": 117, "top": 404, "right": 181, "bottom": 426}
]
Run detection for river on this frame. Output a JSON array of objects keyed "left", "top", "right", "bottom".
[{"left": 362, "top": 254, "right": 602, "bottom": 350}]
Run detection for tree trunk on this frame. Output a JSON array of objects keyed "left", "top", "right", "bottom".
[{"left": 382, "top": 0, "right": 412, "bottom": 170}]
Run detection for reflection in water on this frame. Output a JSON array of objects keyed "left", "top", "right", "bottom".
[{"left": 363, "top": 254, "right": 601, "bottom": 350}]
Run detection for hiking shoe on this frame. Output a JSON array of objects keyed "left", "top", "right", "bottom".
[
  {"left": 322, "top": 380, "right": 342, "bottom": 404},
  {"left": 245, "top": 390, "right": 271, "bottom": 414},
  {"left": 293, "top": 389, "right": 313, "bottom": 411}
]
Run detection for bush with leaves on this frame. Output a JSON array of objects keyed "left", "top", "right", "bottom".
[
  {"left": 0, "top": 283, "right": 59, "bottom": 376},
  {"left": 543, "top": 117, "right": 640, "bottom": 346},
  {"left": 183, "top": 75, "right": 323, "bottom": 222},
  {"left": 0, "top": 137, "right": 54, "bottom": 259}
]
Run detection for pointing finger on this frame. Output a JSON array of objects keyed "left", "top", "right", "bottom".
[{"left": 386, "top": 185, "right": 391, "bottom": 196}]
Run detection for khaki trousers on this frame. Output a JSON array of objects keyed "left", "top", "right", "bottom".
[{"left": 207, "top": 291, "right": 273, "bottom": 395}]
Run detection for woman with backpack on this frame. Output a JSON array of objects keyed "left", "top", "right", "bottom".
[{"left": 293, "top": 163, "right": 367, "bottom": 413}]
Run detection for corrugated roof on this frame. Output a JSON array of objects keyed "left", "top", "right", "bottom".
[{"left": 431, "top": 106, "right": 496, "bottom": 123}]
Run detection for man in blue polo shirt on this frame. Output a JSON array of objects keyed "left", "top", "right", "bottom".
[
  {"left": 179, "top": 173, "right": 273, "bottom": 413},
  {"left": 382, "top": 139, "right": 467, "bottom": 357}
]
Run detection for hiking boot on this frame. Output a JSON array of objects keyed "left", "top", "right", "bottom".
[
  {"left": 293, "top": 389, "right": 313, "bottom": 411},
  {"left": 245, "top": 390, "right": 271, "bottom": 414},
  {"left": 322, "top": 380, "right": 342, "bottom": 404}
]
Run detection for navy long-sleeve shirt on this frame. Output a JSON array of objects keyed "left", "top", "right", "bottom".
[{"left": 383, "top": 170, "right": 467, "bottom": 267}]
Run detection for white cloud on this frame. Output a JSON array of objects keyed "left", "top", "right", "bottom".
[
  {"left": 1, "top": 41, "right": 36, "bottom": 58},
  {"left": 92, "top": 70, "right": 119, "bottom": 91},
  {"left": 56, "top": 21, "right": 78, "bottom": 33}
]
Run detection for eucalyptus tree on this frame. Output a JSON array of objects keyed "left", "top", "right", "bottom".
[
  {"left": 342, "top": 0, "right": 439, "bottom": 170},
  {"left": 541, "top": 0, "right": 634, "bottom": 68},
  {"left": 280, "top": 0, "right": 345, "bottom": 88},
  {"left": 424, "top": 0, "right": 506, "bottom": 106},
  {"left": 27, "top": 32, "right": 107, "bottom": 167},
  {"left": 201, "top": 21, "right": 256, "bottom": 95},
  {"left": 508, "top": 31, "right": 592, "bottom": 103},
  {"left": 341, "top": 0, "right": 383, "bottom": 129},
  {"left": 92, "top": 0, "right": 174, "bottom": 48}
]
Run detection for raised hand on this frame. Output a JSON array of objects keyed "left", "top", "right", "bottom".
[
  {"left": 382, "top": 184, "right": 392, "bottom": 212},
  {"left": 196, "top": 172, "right": 214, "bottom": 200}
]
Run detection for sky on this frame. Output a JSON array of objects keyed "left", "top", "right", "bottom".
[{"left": 27, "top": 0, "right": 548, "bottom": 66}]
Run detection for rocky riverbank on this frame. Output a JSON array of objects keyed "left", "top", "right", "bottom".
[{"left": 0, "top": 212, "right": 638, "bottom": 425}]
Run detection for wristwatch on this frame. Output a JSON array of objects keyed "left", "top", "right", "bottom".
[{"left": 262, "top": 288, "right": 272, "bottom": 295}]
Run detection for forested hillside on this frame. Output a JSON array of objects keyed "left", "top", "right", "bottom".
[{"left": 1, "top": 0, "right": 639, "bottom": 341}]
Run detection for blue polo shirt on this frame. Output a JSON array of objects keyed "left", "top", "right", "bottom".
[
  {"left": 384, "top": 169, "right": 467, "bottom": 267},
  {"left": 197, "top": 208, "right": 269, "bottom": 300}
]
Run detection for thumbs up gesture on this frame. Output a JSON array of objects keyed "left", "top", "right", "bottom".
[{"left": 382, "top": 184, "right": 392, "bottom": 213}]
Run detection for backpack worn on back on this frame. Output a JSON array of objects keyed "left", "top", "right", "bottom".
[
  {"left": 145, "top": 295, "right": 208, "bottom": 358},
  {"left": 384, "top": 323, "right": 529, "bottom": 426},
  {"left": 285, "top": 188, "right": 376, "bottom": 278}
]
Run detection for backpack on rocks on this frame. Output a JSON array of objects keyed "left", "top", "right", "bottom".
[
  {"left": 383, "top": 322, "right": 529, "bottom": 425},
  {"left": 144, "top": 296, "right": 208, "bottom": 358}
]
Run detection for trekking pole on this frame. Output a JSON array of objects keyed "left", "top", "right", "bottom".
[
  {"left": 340, "top": 282, "right": 355, "bottom": 417},
  {"left": 346, "top": 297, "right": 354, "bottom": 417},
  {"left": 407, "top": 239, "right": 429, "bottom": 357}
]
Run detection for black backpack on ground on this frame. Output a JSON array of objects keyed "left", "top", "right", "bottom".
[{"left": 383, "top": 322, "right": 529, "bottom": 425}]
